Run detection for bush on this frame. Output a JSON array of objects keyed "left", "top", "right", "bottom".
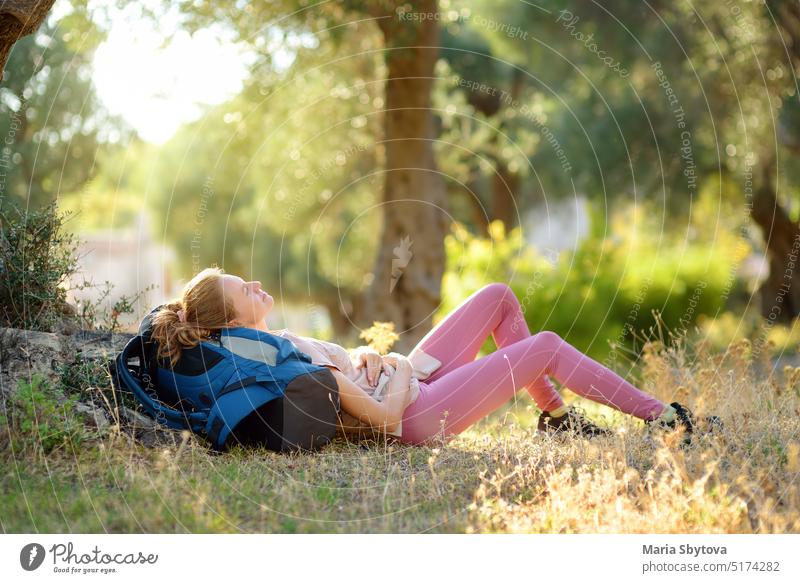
[
  {"left": 0, "top": 200, "right": 80, "bottom": 331},
  {"left": 442, "top": 207, "right": 744, "bottom": 362},
  {"left": 0, "top": 200, "right": 155, "bottom": 333}
]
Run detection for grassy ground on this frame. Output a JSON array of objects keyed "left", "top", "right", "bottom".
[{"left": 1, "top": 337, "right": 799, "bottom": 533}]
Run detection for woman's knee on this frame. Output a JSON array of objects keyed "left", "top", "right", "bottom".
[
  {"left": 481, "top": 282, "right": 512, "bottom": 296},
  {"left": 480, "top": 282, "right": 518, "bottom": 308},
  {"left": 525, "top": 330, "right": 563, "bottom": 375},
  {"left": 532, "top": 330, "right": 562, "bottom": 348}
]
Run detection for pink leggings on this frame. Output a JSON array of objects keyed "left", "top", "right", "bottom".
[{"left": 396, "top": 283, "right": 668, "bottom": 445}]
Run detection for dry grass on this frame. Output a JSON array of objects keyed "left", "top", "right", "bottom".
[{"left": 1, "top": 335, "right": 798, "bottom": 533}]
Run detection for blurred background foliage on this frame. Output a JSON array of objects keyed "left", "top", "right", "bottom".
[
  {"left": 2, "top": 0, "right": 800, "bottom": 362},
  {"left": 443, "top": 188, "right": 751, "bottom": 362}
]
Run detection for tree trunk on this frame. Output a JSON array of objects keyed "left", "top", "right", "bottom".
[
  {"left": 489, "top": 67, "right": 526, "bottom": 229},
  {"left": 490, "top": 163, "right": 519, "bottom": 229},
  {"left": 311, "top": 275, "right": 361, "bottom": 344},
  {"left": 463, "top": 169, "right": 490, "bottom": 233},
  {"left": 358, "top": 0, "right": 448, "bottom": 354},
  {"left": 751, "top": 159, "right": 800, "bottom": 323},
  {"left": 754, "top": 1, "right": 800, "bottom": 324},
  {"left": 0, "top": 0, "right": 56, "bottom": 78},
  {"left": 463, "top": 66, "right": 526, "bottom": 230}
]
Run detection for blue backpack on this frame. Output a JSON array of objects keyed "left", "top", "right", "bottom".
[{"left": 110, "top": 306, "right": 342, "bottom": 453}]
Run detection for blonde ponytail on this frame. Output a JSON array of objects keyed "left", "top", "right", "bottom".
[{"left": 150, "top": 267, "right": 236, "bottom": 367}]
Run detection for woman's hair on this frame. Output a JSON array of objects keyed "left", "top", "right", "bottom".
[{"left": 150, "top": 267, "right": 237, "bottom": 367}]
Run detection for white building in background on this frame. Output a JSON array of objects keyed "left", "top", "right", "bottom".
[
  {"left": 65, "top": 211, "right": 330, "bottom": 335},
  {"left": 519, "top": 194, "right": 768, "bottom": 293},
  {"left": 267, "top": 302, "right": 334, "bottom": 338},
  {"left": 522, "top": 194, "right": 591, "bottom": 255},
  {"left": 66, "top": 212, "right": 176, "bottom": 331}
]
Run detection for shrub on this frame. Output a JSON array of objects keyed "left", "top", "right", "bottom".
[
  {"left": 0, "top": 200, "right": 80, "bottom": 331},
  {"left": 72, "top": 279, "right": 156, "bottom": 333},
  {"left": 0, "top": 199, "right": 155, "bottom": 333},
  {"left": 442, "top": 207, "right": 744, "bottom": 362}
]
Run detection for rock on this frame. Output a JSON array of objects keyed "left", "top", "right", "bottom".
[
  {"left": 118, "top": 406, "right": 185, "bottom": 448},
  {"left": 0, "top": 326, "right": 134, "bottom": 400},
  {"left": 119, "top": 405, "right": 158, "bottom": 429},
  {"left": 0, "top": 328, "right": 64, "bottom": 395},
  {"left": 74, "top": 401, "right": 110, "bottom": 431},
  {"left": 0, "top": 325, "right": 191, "bottom": 450},
  {"left": 67, "top": 330, "right": 134, "bottom": 360},
  {"left": 52, "top": 316, "right": 82, "bottom": 336},
  {"left": 137, "top": 427, "right": 182, "bottom": 449}
]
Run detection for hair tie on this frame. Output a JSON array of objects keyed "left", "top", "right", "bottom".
[{"left": 176, "top": 309, "right": 187, "bottom": 323}]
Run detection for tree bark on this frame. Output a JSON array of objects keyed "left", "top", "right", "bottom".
[
  {"left": 0, "top": 0, "right": 56, "bottom": 78},
  {"left": 753, "top": 1, "right": 800, "bottom": 324},
  {"left": 489, "top": 67, "right": 525, "bottom": 229},
  {"left": 463, "top": 168, "right": 490, "bottom": 233},
  {"left": 490, "top": 161, "right": 520, "bottom": 229},
  {"left": 357, "top": 0, "right": 448, "bottom": 354},
  {"left": 751, "top": 158, "right": 800, "bottom": 323},
  {"left": 465, "top": 67, "right": 526, "bottom": 230},
  {"left": 314, "top": 286, "right": 356, "bottom": 342}
]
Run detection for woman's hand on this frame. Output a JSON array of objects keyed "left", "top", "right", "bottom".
[
  {"left": 353, "top": 347, "right": 385, "bottom": 387},
  {"left": 381, "top": 352, "right": 411, "bottom": 373}
]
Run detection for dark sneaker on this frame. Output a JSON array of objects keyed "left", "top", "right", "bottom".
[
  {"left": 646, "top": 401, "right": 723, "bottom": 446},
  {"left": 537, "top": 406, "right": 611, "bottom": 438}
]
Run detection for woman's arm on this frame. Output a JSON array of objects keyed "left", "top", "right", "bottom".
[
  {"left": 329, "top": 369, "right": 401, "bottom": 433},
  {"left": 378, "top": 356, "right": 413, "bottom": 423}
]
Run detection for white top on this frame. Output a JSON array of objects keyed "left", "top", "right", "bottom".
[{"left": 270, "top": 329, "right": 442, "bottom": 437}]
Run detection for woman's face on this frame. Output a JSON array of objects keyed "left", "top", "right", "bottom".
[{"left": 220, "top": 274, "right": 274, "bottom": 326}]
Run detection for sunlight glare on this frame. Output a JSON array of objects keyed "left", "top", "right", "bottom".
[{"left": 91, "top": 7, "right": 256, "bottom": 144}]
